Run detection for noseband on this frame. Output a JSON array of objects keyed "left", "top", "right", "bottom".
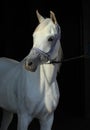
[{"left": 32, "top": 25, "right": 60, "bottom": 63}]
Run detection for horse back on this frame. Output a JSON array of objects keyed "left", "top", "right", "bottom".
[{"left": 0, "top": 57, "right": 19, "bottom": 76}]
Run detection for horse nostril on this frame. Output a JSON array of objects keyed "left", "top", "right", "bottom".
[{"left": 28, "top": 62, "right": 33, "bottom": 66}]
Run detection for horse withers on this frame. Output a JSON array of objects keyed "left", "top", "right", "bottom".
[{"left": 0, "top": 11, "right": 63, "bottom": 130}]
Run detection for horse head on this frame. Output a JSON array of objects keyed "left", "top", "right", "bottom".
[{"left": 25, "top": 10, "right": 61, "bottom": 72}]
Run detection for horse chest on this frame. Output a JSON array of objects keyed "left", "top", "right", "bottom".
[
  {"left": 44, "top": 83, "right": 60, "bottom": 113},
  {"left": 24, "top": 81, "right": 59, "bottom": 116}
]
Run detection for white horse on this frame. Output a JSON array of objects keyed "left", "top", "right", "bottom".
[{"left": 0, "top": 11, "right": 62, "bottom": 130}]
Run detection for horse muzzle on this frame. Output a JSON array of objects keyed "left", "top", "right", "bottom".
[
  {"left": 24, "top": 47, "right": 50, "bottom": 72},
  {"left": 24, "top": 49, "right": 41, "bottom": 72},
  {"left": 25, "top": 60, "right": 37, "bottom": 72},
  {"left": 24, "top": 56, "right": 40, "bottom": 72}
]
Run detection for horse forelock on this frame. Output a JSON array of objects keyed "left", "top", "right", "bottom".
[{"left": 33, "top": 18, "right": 54, "bottom": 35}]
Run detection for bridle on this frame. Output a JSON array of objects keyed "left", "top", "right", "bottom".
[
  {"left": 31, "top": 24, "right": 61, "bottom": 63},
  {"left": 32, "top": 47, "right": 85, "bottom": 64}
]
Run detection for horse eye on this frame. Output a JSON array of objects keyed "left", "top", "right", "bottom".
[{"left": 48, "top": 36, "right": 54, "bottom": 42}]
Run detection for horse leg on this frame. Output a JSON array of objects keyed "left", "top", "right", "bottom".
[
  {"left": 17, "top": 113, "right": 32, "bottom": 130},
  {"left": 0, "top": 110, "right": 13, "bottom": 130},
  {"left": 40, "top": 113, "right": 54, "bottom": 130}
]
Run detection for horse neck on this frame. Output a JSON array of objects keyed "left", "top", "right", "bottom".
[
  {"left": 40, "top": 63, "right": 57, "bottom": 85},
  {"left": 40, "top": 40, "right": 62, "bottom": 85}
]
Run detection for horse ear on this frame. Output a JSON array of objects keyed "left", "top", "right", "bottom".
[
  {"left": 36, "top": 10, "right": 45, "bottom": 23},
  {"left": 50, "top": 11, "right": 57, "bottom": 24}
]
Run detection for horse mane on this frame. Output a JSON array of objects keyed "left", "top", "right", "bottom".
[{"left": 56, "top": 41, "right": 63, "bottom": 73}]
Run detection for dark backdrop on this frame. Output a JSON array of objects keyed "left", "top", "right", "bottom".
[{"left": 0, "top": 0, "right": 88, "bottom": 129}]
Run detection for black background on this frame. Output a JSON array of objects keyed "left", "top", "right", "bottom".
[{"left": 0, "top": 0, "right": 90, "bottom": 129}]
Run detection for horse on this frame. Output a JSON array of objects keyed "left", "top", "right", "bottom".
[{"left": 0, "top": 10, "right": 63, "bottom": 130}]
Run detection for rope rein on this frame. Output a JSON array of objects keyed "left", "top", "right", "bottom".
[{"left": 47, "top": 55, "right": 90, "bottom": 64}]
